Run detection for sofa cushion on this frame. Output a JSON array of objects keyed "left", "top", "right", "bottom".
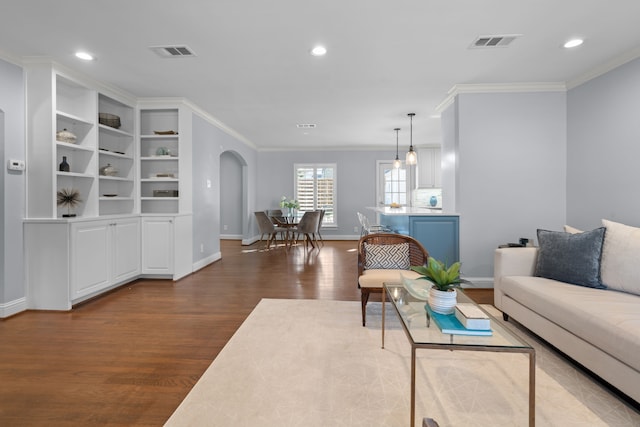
[
  {"left": 535, "top": 228, "right": 606, "bottom": 289},
  {"left": 364, "top": 242, "right": 410, "bottom": 269},
  {"left": 500, "top": 276, "right": 640, "bottom": 372},
  {"left": 563, "top": 225, "right": 583, "bottom": 234},
  {"left": 359, "top": 269, "right": 421, "bottom": 289},
  {"left": 601, "top": 219, "right": 640, "bottom": 296}
]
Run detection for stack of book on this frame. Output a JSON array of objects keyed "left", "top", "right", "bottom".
[{"left": 425, "top": 303, "right": 492, "bottom": 336}]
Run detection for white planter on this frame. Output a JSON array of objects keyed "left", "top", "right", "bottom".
[{"left": 428, "top": 287, "right": 457, "bottom": 314}]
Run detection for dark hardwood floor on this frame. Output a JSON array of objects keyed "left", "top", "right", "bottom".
[{"left": 0, "top": 239, "right": 492, "bottom": 426}]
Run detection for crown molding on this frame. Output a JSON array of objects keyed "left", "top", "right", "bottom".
[
  {"left": 257, "top": 144, "right": 406, "bottom": 153},
  {"left": 22, "top": 57, "right": 138, "bottom": 105},
  {"left": 0, "top": 49, "right": 23, "bottom": 67},
  {"left": 186, "top": 100, "right": 257, "bottom": 150},
  {"left": 435, "top": 82, "right": 566, "bottom": 113},
  {"left": 136, "top": 97, "right": 257, "bottom": 149},
  {"left": 567, "top": 45, "right": 640, "bottom": 89}
]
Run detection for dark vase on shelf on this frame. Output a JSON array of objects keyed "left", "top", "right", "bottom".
[{"left": 59, "top": 156, "right": 70, "bottom": 172}]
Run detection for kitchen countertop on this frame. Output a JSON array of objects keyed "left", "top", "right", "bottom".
[{"left": 368, "top": 207, "right": 459, "bottom": 216}]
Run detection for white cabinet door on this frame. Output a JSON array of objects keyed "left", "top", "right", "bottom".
[
  {"left": 112, "top": 218, "right": 140, "bottom": 283},
  {"left": 141, "top": 217, "right": 174, "bottom": 274},
  {"left": 433, "top": 149, "right": 442, "bottom": 188},
  {"left": 417, "top": 147, "right": 442, "bottom": 188},
  {"left": 70, "top": 220, "right": 111, "bottom": 300}
]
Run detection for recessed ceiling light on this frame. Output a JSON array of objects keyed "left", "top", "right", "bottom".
[
  {"left": 75, "top": 51, "right": 94, "bottom": 61},
  {"left": 310, "top": 46, "right": 327, "bottom": 56},
  {"left": 564, "top": 38, "right": 584, "bottom": 48}
]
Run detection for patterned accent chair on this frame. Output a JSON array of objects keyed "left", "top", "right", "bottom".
[{"left": 357, "top": 233, "right": 430, "bottom": 326}]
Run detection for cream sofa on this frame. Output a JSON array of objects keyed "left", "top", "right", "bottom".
[{"left": 494, "top": 220, "right": 640, "bottom": 404}]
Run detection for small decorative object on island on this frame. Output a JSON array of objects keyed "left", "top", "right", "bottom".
[
  {"left": 280, "top": 196, "right": 299, "bottom": 218},
  {"left": 411, "top": 258, "right": 463, "bottom": 314},
  {"left": 56, "top": 128, "right": 77, "bottom": 144},
  {"left": 429, "top": 195, "right": 438, "bottom": 207},
  {"left": 59, "top": 156, "right": 70, "bottom": 172},
  {"left": 56, "top": 188, "right": 82, "bottom": 218}
]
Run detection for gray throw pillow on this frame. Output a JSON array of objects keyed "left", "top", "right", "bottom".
[
  {"left": 535, "top": 228, "right": 606, "bottom": 289},
  {"left": 364, "top": 242, "right": 410, "bottom": 269}
]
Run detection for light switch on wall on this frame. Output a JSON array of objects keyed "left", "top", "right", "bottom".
[{"left": 206, "top": 179, "right": 211, "bottom": 188}]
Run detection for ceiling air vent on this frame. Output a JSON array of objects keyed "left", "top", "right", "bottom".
[
  {"left": 470, "top": 34, "right": 521, "bottom": 49},
  {"left": 296, "top": 124, "right": 316, "bottom": 129},
  {"left": 149, "top": 45, "right": 196, "bottom": 58}
]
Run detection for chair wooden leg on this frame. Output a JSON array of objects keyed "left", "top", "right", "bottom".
[
  {"left": 266, "top": 232, "right": 276, "bottom": 249},
  {"left": 361, "top": 289, "right": 370, "bottom": 326}
]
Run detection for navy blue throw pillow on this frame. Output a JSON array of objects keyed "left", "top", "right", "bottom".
[{"left": 535, "top": 228, "right": 606, "bottom": 289}]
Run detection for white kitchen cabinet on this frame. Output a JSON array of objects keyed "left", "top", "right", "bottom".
[
  {"left": 141, "top": 215, "right": 192, "bottom": 279},
  {"left": 25, "top": 216, "right": 140, "bottom": 310},
  {"left": 417, "top": 147, "right": 442, "bottom": 188}
]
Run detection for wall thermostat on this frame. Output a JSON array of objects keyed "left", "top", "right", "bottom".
[{"left": 7, "top": 159, "right": 25, "bottom": 171}]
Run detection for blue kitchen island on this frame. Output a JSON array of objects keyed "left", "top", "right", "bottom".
[{"left": 370, "top": 207, "right": 460, "bottom": 264}]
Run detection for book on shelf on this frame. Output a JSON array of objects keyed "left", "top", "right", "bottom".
[
  {"left": 425, "top": 304, "right": 493, "bottom": 336},
  {"left": 454, "top": 303, "right": 491, "bottom": 330}
]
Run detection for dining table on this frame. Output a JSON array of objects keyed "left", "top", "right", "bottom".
[{"left": 270, "top": 216, "right": 300, "bottom": 248}]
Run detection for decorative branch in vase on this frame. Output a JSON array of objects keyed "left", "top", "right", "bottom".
[
  {"left": 279, "top": 196, "right": 300, "bottom": 218},
  {"left": 57, "top": 188, "right": 82, "bottom": 218}
]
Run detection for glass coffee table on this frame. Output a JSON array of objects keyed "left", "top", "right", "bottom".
[{"left": 382, "top": 284, "right": 535, "bottom": 427}]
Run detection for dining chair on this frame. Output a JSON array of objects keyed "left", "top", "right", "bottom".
[
  {"left": 313, "top": 209, "right": 325, "bottom": 246},
  {"left": 357, "top": 233, "right": 429, "bottom": 326},
  {"left": 357, "top": 211, "right": 390, "bottom": 236},
  {"left": 293, "top": 211, "right": 321, "bottom": 249},
  {"left": 267, "top": 209, "right": 286, "bottom": 225},
  {"left": 254, "top": 211, "right": 287, "bottom": 249}
]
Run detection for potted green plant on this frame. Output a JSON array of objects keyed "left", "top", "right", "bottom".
[{"left": 411, "top": 258, "right": 463, "bottom": 314}]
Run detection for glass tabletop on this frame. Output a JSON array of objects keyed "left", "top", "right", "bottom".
[{"left": 384, "top": 284, "right": 532, "bottom": 350}]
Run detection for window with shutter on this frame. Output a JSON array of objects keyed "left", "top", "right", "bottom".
[{"left": 294, "top": 164, "right": 336, "bottom": 225}]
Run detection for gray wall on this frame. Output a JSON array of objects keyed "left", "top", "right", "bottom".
[
  {"left": 442, "top": 91, "right": 567, "bottom": 278},
  {"left": 191, "top": 113, "right": 258, "bottom": 262},
  {"left": 257, "top": 149, "right": 394, "bottom": 237},
  {"left": 220, "top": 151, "right": 243, "bottom": 236},
  {"left": 567, "top": 57, "right": 640, "bottom": 229},
  {"left": 0, "top": 57, "right": 25, "bottom": 311}
]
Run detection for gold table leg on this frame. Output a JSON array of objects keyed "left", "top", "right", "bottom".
[{"left": 381, "top": 286, "right": 386, "bottom": 349}]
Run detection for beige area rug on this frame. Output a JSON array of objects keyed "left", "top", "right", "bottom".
[{"left": 165, "top": 299, "right": 639, "bottom": 427}]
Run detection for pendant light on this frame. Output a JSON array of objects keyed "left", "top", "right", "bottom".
[
  {"left": 393, "top": 128, "right": 401, "bottom": 169},
  {"left": 406, "top": 113, "right": 418, "bottom": 165}
]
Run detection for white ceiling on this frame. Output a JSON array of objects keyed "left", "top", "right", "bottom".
[{"left": 2, "top": 0, "right": 640, "bottom": 151}]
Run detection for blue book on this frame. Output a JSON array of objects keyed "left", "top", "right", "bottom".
[{"left": 425, "top": 304, "right": 493, "bottom": 336}]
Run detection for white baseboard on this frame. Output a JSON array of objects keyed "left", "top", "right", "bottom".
[
  {"left": 242, "top": 236, "right": 260, "bottom": 246},
  {"left": 321, "top": 234, "right": 361, "bottom": 241},
  {"left": 461, "top": 277, "right": 494, "bottom": 288},
  {"left": 0, "top": 297, "right": 28, "bottom": 318},
  {"left": 192, "top": 252, "right": 222, "bottom": 272},
  {"left": 220, "top": 234, "right": 243, "bottom": 240}
]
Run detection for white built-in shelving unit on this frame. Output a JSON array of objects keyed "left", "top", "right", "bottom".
[
  {"left": 97, "top": 94, "right": 136, "bottom": 215},
  {"left": 24, "top": 62, "right": 143, "bottom": 310},
  {"left": 138, "top": 101, "right": 193, "bottom": 280},
  {"left": 139, "top": 108, "right": 181, "bottom": 214}
]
